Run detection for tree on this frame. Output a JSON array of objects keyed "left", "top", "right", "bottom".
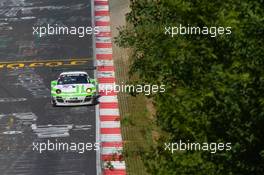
[{"left": 116, "top": 0, "right": 264, "bottom": 174}]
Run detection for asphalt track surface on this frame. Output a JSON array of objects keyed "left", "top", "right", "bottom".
[{"left": 0, "top": 0, "right": 96, "bottom": 175}]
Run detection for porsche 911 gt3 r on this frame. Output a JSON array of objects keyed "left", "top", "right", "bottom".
[{"left": 51, "top": 71, "right": 98, "bottom": 106}]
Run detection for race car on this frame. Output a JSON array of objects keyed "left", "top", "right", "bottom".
[{"left": 50, "top": 71, "right": 98, "bottom": 106}]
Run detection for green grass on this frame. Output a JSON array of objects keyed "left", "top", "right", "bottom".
[{"left": 115, "top": 57, "right": 153, "bottom": 175}]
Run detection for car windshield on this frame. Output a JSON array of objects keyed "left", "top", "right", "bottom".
[{"left": 58, "top": 75, "right": 88, "bottom": 85}]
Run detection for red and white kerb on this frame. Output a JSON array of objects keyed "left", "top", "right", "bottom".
[{"left": 94, "top": 0, "right": 126, "bottom": 174}]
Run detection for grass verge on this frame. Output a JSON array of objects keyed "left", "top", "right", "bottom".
[
  {"left": 109, "top": 1, "right": 156, "bottom": 174},
  {"left": 115, "top": 55, "right": 152, "bottom": 175}
]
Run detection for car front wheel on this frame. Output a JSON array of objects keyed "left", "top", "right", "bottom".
[{"left": 51, "top": 98, "right": 57, "bottom": 107}]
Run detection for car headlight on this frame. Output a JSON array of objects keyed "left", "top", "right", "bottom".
[
  {"left": 56, "top": 89, "right": 62, "bottom": 94},
  {"left": 86, "top": 88, "right": 92, "bottom": 93}
]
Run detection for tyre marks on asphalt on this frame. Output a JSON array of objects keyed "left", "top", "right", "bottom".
[
  {"left": 31, "top": 124, "right": 73, "bottom": 138},
  {"left": 32, "top": 124, "right": 93, "bottom": 138},
  {"left": 0, "top": 98, "right": 27, "bottom": 103},
  {"left": 0, "top": 0, "right": 93, "bottom": 59},
  {"left": 0, "top": 0, "right": 96, "bottom": 174},
  {"left": 0, "top": 112, "right": 37, "bottom": 135},
  {"left": 8, "top": 68, "right": 50, "bottom": 98},
  {"left": 0, "top": 112, "right": 94, "bottom": 139}
]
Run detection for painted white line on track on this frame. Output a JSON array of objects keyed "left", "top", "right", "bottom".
[{"left": 92, "top": 0, "right": 102, "bottom": 174}]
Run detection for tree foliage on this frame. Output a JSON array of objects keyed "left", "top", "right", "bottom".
[{"left": 116, "top": 0, "right": 264, "bottom": 174}]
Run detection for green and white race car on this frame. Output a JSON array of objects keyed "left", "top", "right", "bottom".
[{"left": 51, "top": 71, "right": 98, "bottom": 106}]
